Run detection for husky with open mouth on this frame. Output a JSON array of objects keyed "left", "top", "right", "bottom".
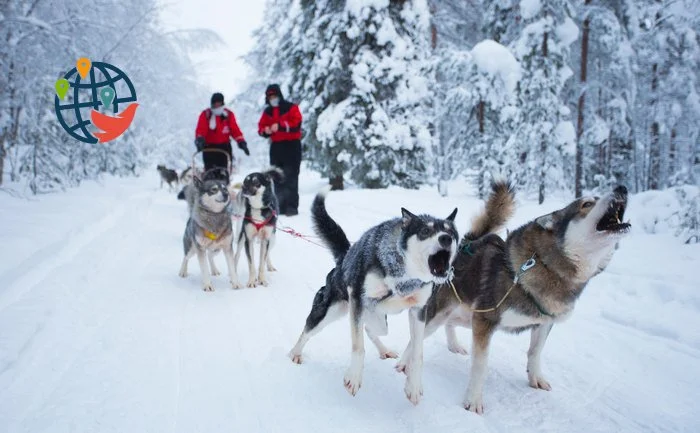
[
  {"left": 289, "top": 191, "right": 458, "bottom": 405},
  {"left": 397, "top": 182, "right": 631, "bottom": 413}
]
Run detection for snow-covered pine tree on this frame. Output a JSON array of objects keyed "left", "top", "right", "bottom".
[
  {"left": 237, "top": 0, "right": 297, "bottom": 166},
  {"left": 570, "top": 1, "right": 635, "bottom": 195},
  {"left": 467, "top": 41, "right": 521, "bottom": 198},
  {"left": 630, "top": 0, "right": 700, "bottom": 190},
  {"left": 511, "top": 0, "right": 578, "bottom": 203},
  {"left": 433, "top": 49, "right": 470, "bottom": 196},
  {"left": 0, "top": 0, "right": 212, "bottom": 192},
  {"left": 285, "top": 0, "right": 434, "bottom": 189},
  {"left": 482, "top": 0, "right": 522, "bottom": 44},
  {"left": 429, "top": 0, "right": 490, "bottom": 196}
]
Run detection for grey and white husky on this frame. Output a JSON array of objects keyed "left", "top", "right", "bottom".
[
  {"left": 289, "top": 191, "right": 459, "bottom": 405},
  {"left": 398, "top": 182, "right": 630, "bottom": 413},
  {"left": 178, "top": 175, "right": 240, "bottom": 291}
]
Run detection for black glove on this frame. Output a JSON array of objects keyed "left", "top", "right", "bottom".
[
  {"left": 194, "top": 136, "right": 205, "bottom": 151},
  {"left": 237, "top": 140, "right": 250, "bottom": 156}
]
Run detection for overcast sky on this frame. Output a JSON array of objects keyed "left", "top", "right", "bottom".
[{"left": 160, "top": 0, "right": 266, "bottom": 102}]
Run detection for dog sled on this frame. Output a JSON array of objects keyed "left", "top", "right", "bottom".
[{"left": 190, "top": 147, "right": 240, "bottom": 183}]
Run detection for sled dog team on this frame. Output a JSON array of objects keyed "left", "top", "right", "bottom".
[{"left": 177, "top": 167, "right": 631, "bottom": 413}]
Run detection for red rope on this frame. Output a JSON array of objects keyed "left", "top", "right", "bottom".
[
  {"left": 230, "top": 213, "right": 328, "bottom": 249},
  {"left": 277, "top": 225, "right": 329, "bottom": 249}
]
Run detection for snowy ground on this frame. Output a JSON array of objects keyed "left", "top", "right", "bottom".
[{"left": 0, "top": 168, "right": 698, "bottom": 433}]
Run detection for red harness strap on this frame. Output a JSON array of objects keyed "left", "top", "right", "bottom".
[{"left": 245, "top": 210, "right": 276, "bottom": 232}]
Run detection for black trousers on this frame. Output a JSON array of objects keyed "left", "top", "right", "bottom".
[
  {"left": 270, "top": 140, "right": 301, "bottom": 213},
  {"left": 202, "top": 142, "right": 232, "bottom": 179}
]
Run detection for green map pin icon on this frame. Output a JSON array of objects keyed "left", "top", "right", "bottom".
[
  {"left": 55, "top": 78, "right": 70, "bottom": 100},
  {"left": 100, "top": 87, "right": 115, "bottom": 108}
]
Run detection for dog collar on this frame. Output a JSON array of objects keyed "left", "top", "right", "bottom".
[{"left": 203, "top": 230, "right": 219, "bottom": 240}]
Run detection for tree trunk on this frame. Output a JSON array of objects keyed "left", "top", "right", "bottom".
[
  {"left": 649, "top": 63, "right": 660, "bottom": 190},
  {"left": 0, "top": 141, "right": 5, "bottom": 186},
  {"left": 575, "top": 1, "right": 591, "bottom": 198},
  {"left": 329, "top": 175, "right": 344, "bottom": 190},
  {"left": 539, "top": 30, "right": 548, "bottom": 205},
  {"left": 669, "top": 128, "right": 677, "bottom": 181},
  {"left": 477, "top": 100, "right": 485, "bottom": 198}
]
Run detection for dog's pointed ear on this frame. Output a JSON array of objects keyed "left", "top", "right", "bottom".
[
  {"left": 401, "top": 208, "right": 416, "bottom": 228},
  {"left": 193, "top": 175, "right": 203, "bottom": 189},
  {"left": 446, "top": 208, "right": 458, "bottom": 222},
  {"left": 535, "top": 213, "right": 555, "bottom": 231}
]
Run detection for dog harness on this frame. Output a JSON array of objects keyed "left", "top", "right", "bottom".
[
  {"left": 448, "top": 253, "right": 550, "bottom": 316},
  {"left": 245, "top": 210, "right": 276, "bottom": 232},
  {"left": 371, "top": 278, "right": 431, "bottom": 304}
]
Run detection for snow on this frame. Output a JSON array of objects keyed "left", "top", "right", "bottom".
[
  {"left": 470, "top": 40, "right": 521, "bottom": 94},
  {"left": 556, "top": 17, "right": 580, "bottom": 46},
  {"left": 0, "top": 171, "right": 699, "bottom": 432},
  {"left": 629, "top": 186, "right": 700, "bottom": 240},
  {"left": 554, "top": 121, "right": 576, "bottom": 155},
  {"left": 520, "top": 0, "right": 542, "bottom": 20},
  {"left": 346, "top": 0, "right": 390, "bottom": 17}
]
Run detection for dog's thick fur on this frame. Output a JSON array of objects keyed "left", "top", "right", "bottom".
[
  {"left": 234, "top": 168, "right": 282, "bottom": 288},
  {"left": 157, "top": 165, "right": 178, "bottom": 191},
  {"left": 399, "top": 182, "right": 630, "bottom": 413},
  {"left": 180, "top": 167, "right": 194, "bottom": 185},
  {"left": 178, "top": 175, "right": 240, "bottom": 291},
  {"left": 289, "top": 191, "right": 459, "bottom": 405}
]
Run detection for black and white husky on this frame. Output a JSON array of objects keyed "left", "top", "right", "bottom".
[
  {"left": 234, "top": 168, "right": 282, "bottom": 288},
  {"left": 289, "top": 191, "right": 459, "bottom": 405}
]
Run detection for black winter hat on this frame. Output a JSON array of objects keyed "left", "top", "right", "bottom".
[
  {"left": 211, "top": 92, "right": 225, "bottom": 105},
  {"left": 265, "top": 84, "right": 284, "bottom": 102}
]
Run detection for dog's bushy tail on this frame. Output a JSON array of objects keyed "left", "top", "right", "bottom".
[
  {"left": 466, "top": 181, "right": 515, "bottom": 241},
  {"left": 312, "top": 190, "right": 350, "bottom": 264}
]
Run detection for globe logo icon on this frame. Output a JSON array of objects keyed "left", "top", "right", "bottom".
[{"left": 54, "top": 59, "right": 138, "bottom": 144}]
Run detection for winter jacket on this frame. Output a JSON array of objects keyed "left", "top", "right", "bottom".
[
  {"left": 195, "top": 108, "right": 245, "bottom": 145},
  {"left": 258, "top": 86, "right": 302, "bottom": 143}
]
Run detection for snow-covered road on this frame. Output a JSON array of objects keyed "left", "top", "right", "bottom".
[{"left": 0, "top": 172, "right": 698, "bottom": 433}]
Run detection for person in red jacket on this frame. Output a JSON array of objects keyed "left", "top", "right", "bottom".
[
  {"left": 195, "top": 92, "right": 249, "bottom": 176},
  {"left": 258, "top": 84, "right": 302, "bottom": 216}
]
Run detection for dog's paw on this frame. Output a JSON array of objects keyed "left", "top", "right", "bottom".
[
  {"left": 528, "top": 374, "right": 552, "bottom": 391},
  {"left": 394, "top": 361, "right": 408, "bottom": 375},
  {"left": 246, "top": 280, "right": 257, "bottom": 288},
  {"left": 267, "top": 264, "right": 277, "bottom": 272},
  {"left": 343, "top": 369, "right": 362, "bottom": 396},
  {"left": 202, "top": 283, "right": 215, "bottom": 292},
  {"left": 257, "top": 276, "right": 269, "bottom": 287},
  {"left": 447, "top": 342, "right": 469, "bottom": 356},
  {"left": 230, "top": 280, "right": 241, "bottom": 290},
  {"left": 404, "top": 379, "right": 423, "bottom": 405},
  {"left": 210, "top": 268, "right": 221, "bottom": 276},
  {"left": 463, "top": 395, "right": 484, "bottom": 414},
  {"left": 178, "top": 270, "right": 188, "bottom": 278},
  {"left": 379, "top": 350, "right": 399, "bottom": 360},
  {"left": 288, "top": 351, "right": 303, "bottom": 364}
]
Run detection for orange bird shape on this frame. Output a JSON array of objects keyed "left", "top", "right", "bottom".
[{"left": 90, "top": 102, "right": 139, "bottom": 143}]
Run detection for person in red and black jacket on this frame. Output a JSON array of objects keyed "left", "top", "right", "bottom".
[
  {"left": 258, "top": 84, "right": 303, "bottom": 216},
  {"left": 195, "top": 92, "right": 249, "bottom": 177}
]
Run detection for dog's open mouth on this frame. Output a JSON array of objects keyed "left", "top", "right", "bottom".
[
  {"left": 428, "top": 249, "right": 451, "bottom": 278},
  {"left": 596, "top": 199, "right": 630, "bottom": 233}
]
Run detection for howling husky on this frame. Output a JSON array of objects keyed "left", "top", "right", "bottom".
[{"left": 289, "top": 191, "right": 459, "bottom": 405}]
